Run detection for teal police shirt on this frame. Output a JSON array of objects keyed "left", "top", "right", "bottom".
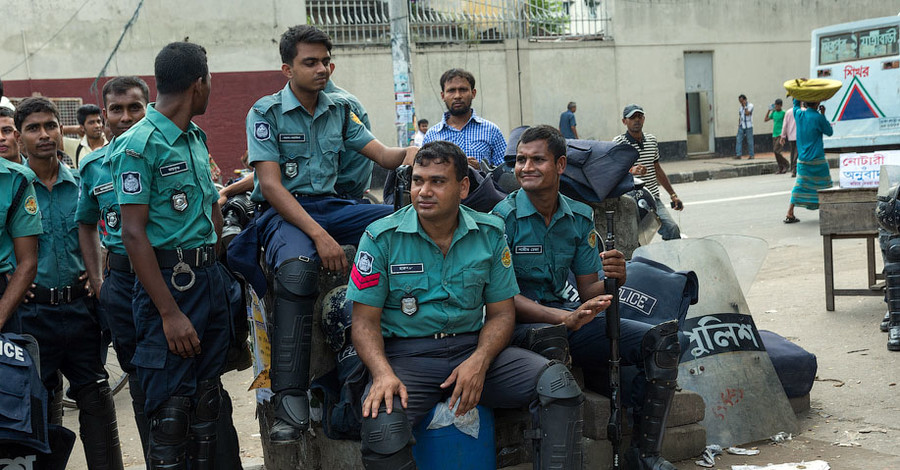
[
  {"left": 346, "top": 205, "right": 518, "bottom": 338},
  {"left": 76, "top": 141, "right": 126, "bottom": 255},
  {"left": 24, "top": 159, "right": 85, "bottom": 289},
  {"left": 108, "top": 105, "right": 218, "bottom": 250},
  {"left": 326, "top": 80, "right": 374, "bottom": 198},
  {"left": 492, "top": 189, "right": 602, "bottom": 304},
  {"left": 246, "top": 82, "right": 375, "bottom": 201},
  {"left": 0, "top": 159, "right": 43, "bottom": 275}
]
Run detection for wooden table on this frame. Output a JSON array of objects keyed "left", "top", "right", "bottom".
[{"left": 818, "top": 187, "right": 883, "bottom": 311}]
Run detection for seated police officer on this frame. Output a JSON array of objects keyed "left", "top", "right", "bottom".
[
  {"left": 348, "top": 141, "right": 585, "bottom": 470},
  {"left": 242, "top": 25, "right": 416, "bottom": 443},
  {"left": 492, "top": 125, "right": 681, "bottom": 470},
  {"left": 9, "top": 97, "right": 124, "bottom": 469},
  {"left": 110, "top": 43, "right": 235, "bottom": 469}
]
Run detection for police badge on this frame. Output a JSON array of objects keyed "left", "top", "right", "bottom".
[
  {"left": 357, "top": 251, "right": 374, "bottom": 275},
  {"left": 254, "top": 122, "right": 271, "bottom": 141},
  {"left": 105, "top": 209, "right": 120, "bottom": 229},
  {"left": 171, "top": 191, "right": 188, "bottom": 212},
  {"left": 401, "top": 295, "right": 418, "bottom": 316},
  {"left": 284, "top": 161, "right": 299, "bottom": 179}
]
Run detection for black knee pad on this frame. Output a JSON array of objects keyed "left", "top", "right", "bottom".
[
  {"left": 536, "top": 361, "right": 582, "bottom": 405},
  {"left": 524, "top": 323, "right": 570, "bottom": 364},
  {"left": 193, "top": 379, "right": 221, "bottom": 424},
  {"left": 148, "top": 396, "right": 191, "bottom": 469},
  {"left": 360, "top": 406, "right": 415, "bottom": 470},
  {"left": 641, "top": 320, "right": 680, "bottom": 384},
  {"left": 534, "top": 361, "right": 584, "bottom": 470},
  {"left": 274, "top": 258, "right": 319, "bottom": 299},
  {"left": 73, "top": 380, "right": 115, "bottom": 416}
]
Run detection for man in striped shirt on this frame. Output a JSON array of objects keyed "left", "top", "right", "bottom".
[
  {"left": 613, "top": 104, "right": 683, "bottom": 241},
  {"left": 423, "top": 68, "right": 507, "bottom": 169}
]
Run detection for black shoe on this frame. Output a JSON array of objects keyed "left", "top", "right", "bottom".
[
  {"left": 269, "top": 418, "right": 303, "bottom": 443},
  {"left": 881, "top": 311, "right": 891, "bottom": 333},
  {"left": 889, "top": 326, "right": 900, "bottom": 351},
  {"left": 625, "top": 447, "right": 677, "bottom": 470}
]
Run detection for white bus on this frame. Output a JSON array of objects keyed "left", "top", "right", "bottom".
[{"left": 811, "top": 15, "right": 900, "bottom": 150}]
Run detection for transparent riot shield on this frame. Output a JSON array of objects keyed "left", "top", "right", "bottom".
[{"left": 634, "top": 238, "right": 798, "bottom": 447}]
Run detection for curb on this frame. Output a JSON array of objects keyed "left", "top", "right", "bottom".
[{"left": 667, "top": 155, "right": 840, "bottom": 185}]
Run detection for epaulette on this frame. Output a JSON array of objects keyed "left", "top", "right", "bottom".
[
  {"left": 361, "top": 208, "right": 408, "bottom": 241},
  {"left": 568, "top": 196, "right": 595, "bottom": 221},
  {"left": 77, "top": 145, "right": 108, "bottom": 170},
  {"left": 464, "top": 206, "right": 505, "bottom": 234},
  {"left": 490, "top": 192, "right": 517, "bottom": 219},
  {"left": 113, "top": 121, "right": 155, "bottom": 160},
  {"left": 250, "top": 92, "right": 281, "bottom": 116}
]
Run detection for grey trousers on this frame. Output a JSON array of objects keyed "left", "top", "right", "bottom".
[{"left": 363, "top": 333, "right": 549, "bottom": 425}]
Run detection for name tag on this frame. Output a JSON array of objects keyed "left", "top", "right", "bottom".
[
  {"left": 92, "top": 182, "right": 114, "bottom": 196},
  {"left": 279, "top": 134, "right": 307, "bottom": 143},
  {"left": 390, "top": 263, "right": 424, "bottom": 275},
  {"left": 515, "top": 245, "right": 543, "bottom": 254},
  {"left": 159, "top": 162, "right": 188, "bottom": 177}
]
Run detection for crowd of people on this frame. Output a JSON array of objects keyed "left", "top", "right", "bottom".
[{"left": 0, "top": 22, "right": 735, "bottom": 470}]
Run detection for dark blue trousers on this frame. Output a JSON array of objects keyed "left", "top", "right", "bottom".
[
  {"left": 260, "top": 196, "right": 394, "bottom": 269},
  {"left": 130, "top": 264, "right": 231, "bottom": 414}
]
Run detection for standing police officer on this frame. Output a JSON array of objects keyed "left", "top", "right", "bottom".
[
  {"left": 349, "top": 141, "right": 585, "bottom": 470},
  {"left": 10, "top": 97, "right": 124, "bottom": 469},
  {"left": 493, "top": 125, "right": 681, "bottom": 470},
  {"left": 109, "top": 43, "right": 234, "bottom": 469},
  {"left": 241, "top": 25, "right": 416, "bottom": 443}
]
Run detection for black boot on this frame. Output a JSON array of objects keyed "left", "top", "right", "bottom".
[
  {"left": 881, "top": 311, "right": 891, "bottom": 333},
  {"left": 269, "top": 259, "right": 318, "bottom": 443},
  {"left": 626, "top": 321, "right": 680, "bottom": 470},
  {"left": 75, "top": 381, "right": 124, "bottom": 470}
]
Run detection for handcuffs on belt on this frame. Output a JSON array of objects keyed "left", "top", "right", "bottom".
[{"left": 171, "top": 247, "right": 196, "bottom": 292}]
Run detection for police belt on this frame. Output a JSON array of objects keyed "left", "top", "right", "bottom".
[
  {"left": 155, "top": 245, "right": 217, "bottom": 269},
  {"left": 107, "top": 252, "right": 134, "bottom": 273},
  {"left": 31, "top": 280, "right": 89, "bottom": 305}
]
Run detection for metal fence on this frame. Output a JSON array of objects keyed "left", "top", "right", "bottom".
[{"left": 306, "top": 0, "right": 609, "bottom": 46}]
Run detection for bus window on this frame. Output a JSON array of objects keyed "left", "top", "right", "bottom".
[
  {"left": 819, "top": 32, "right": 857, "bottom": 65},
  {"left": 858, "top": 26, "right": 899, "bottom": 60}
]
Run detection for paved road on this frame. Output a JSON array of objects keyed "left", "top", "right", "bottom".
[{"left": 63, "top": 168, "right": 900, "bottom": 468}]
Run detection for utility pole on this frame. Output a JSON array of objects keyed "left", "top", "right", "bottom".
[{"left": 389, "top": 0, "right": 415, "bottom": 146}]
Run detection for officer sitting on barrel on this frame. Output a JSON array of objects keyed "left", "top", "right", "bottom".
[
  {"left": 492, "top": 125, "right": 681, "bottom": 470},
  {"left": 237, "top": 25, "right": 417, "bottom": 443},
  {"left": 110, "top": 42, "right": 235, "bottom": 469},
  {"left": 348, "top": 141, "right": 586, "bottom": 470}
]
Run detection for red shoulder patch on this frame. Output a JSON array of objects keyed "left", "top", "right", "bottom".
[{"left": 351, "top": 264, "right": 380, "bottom": 290}]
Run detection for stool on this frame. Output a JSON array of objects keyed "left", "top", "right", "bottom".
[{"left": 412, "top": 404, "right": 496, "bottom": 469}]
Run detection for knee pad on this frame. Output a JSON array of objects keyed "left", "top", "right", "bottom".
[
  {"left": 641, "top": 320, "right": 680, "bottom": 385},
  {"left": 273, "top": 390, "right": 310, "bottom": 430},
  {"left": 274, "top": 258, "right": 319, "bottom": 299},
  {"left": 74, "top": 380, "right": 115, "bottom": 416},
  {"left": 148, "top": 397, "right": 191, "bottom": 469},
  {"left": 360, "top": 406, "right": 415, "bottom": 470},
  {"left": 193, "top": 380, "right": 221, "bottom": 424},
  {"left": 524, "top": 324, "right": 570, "bottom": 364},
  {"left": 536, "top": 361, "right": 582, "bottom": 406}
]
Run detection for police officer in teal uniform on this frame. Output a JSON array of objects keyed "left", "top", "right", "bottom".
[
  {"left": 0, "top": 157, "right": 40, "bottom": 335},
  {"left": 109, "top": 43, "right": 234, "bottom": 470},
  {"left": 78, "top": 76, "right": 242, "bottom": 467},
  {"left": 9, "top": 97, "right": 124, "bottom": 469},
  {"left": 327, "top": 79, "right": 375, "bottom": 198},
  {"left": 492, "top": 125, "right": 681, "bottom": 470},
  {"left": 348, "top": 141, "right": 585, "bottom": 470},
  {"left": 235, "top": 24, "right": 417, "bottom": 442}
]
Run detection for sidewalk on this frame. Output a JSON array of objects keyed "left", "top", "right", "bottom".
[{"left": 662, "top": 152, "right": 840, "bottom": 185}]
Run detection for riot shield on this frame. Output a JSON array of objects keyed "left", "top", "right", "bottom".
[
  {"left": 633, "top": 238, "right": 798, "bottom": 447},
  {"left": 703, "top": 235, "right": 768, "bottom": 297}
]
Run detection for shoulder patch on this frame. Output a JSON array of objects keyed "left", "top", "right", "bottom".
[
  {"left": 588, "top": 229, "right": 600, "bottom": 249},
  {"left": 350, "top": 111, "right": 363, "bottom": 126},
  {"left": 23, "top": 195, "right": 38, "bottom": 215},
  {"left": 254, "top": 122, "right": 271, "bottom": 141},
  {"left": 121, "top": 172, "right": 142, "bottom": 194},
  {"left": 501, "top": 245, "right": 512, "bottom": 268}
]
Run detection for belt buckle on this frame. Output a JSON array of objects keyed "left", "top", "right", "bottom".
[
  {"left": 434, "top": 332, "right": 454, "bottom": 339},
  {"left": 62, "top": 286, "right": 72, "bottom": 303},
  {"left": 49, "top": 287, "right": 58, "bottom": 305}
]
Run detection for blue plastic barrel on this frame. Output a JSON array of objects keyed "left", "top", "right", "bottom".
[{"left": 411, "top": 404, "right": 496, "bottom": 469}]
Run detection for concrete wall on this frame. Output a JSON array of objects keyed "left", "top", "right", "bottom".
[{"left": 2, "top": 0, "right": 899, "bottom": 174}]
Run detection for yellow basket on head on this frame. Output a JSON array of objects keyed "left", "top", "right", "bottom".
[{"left": 783, "top": 78, "right": 843, "bottom": 103}]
